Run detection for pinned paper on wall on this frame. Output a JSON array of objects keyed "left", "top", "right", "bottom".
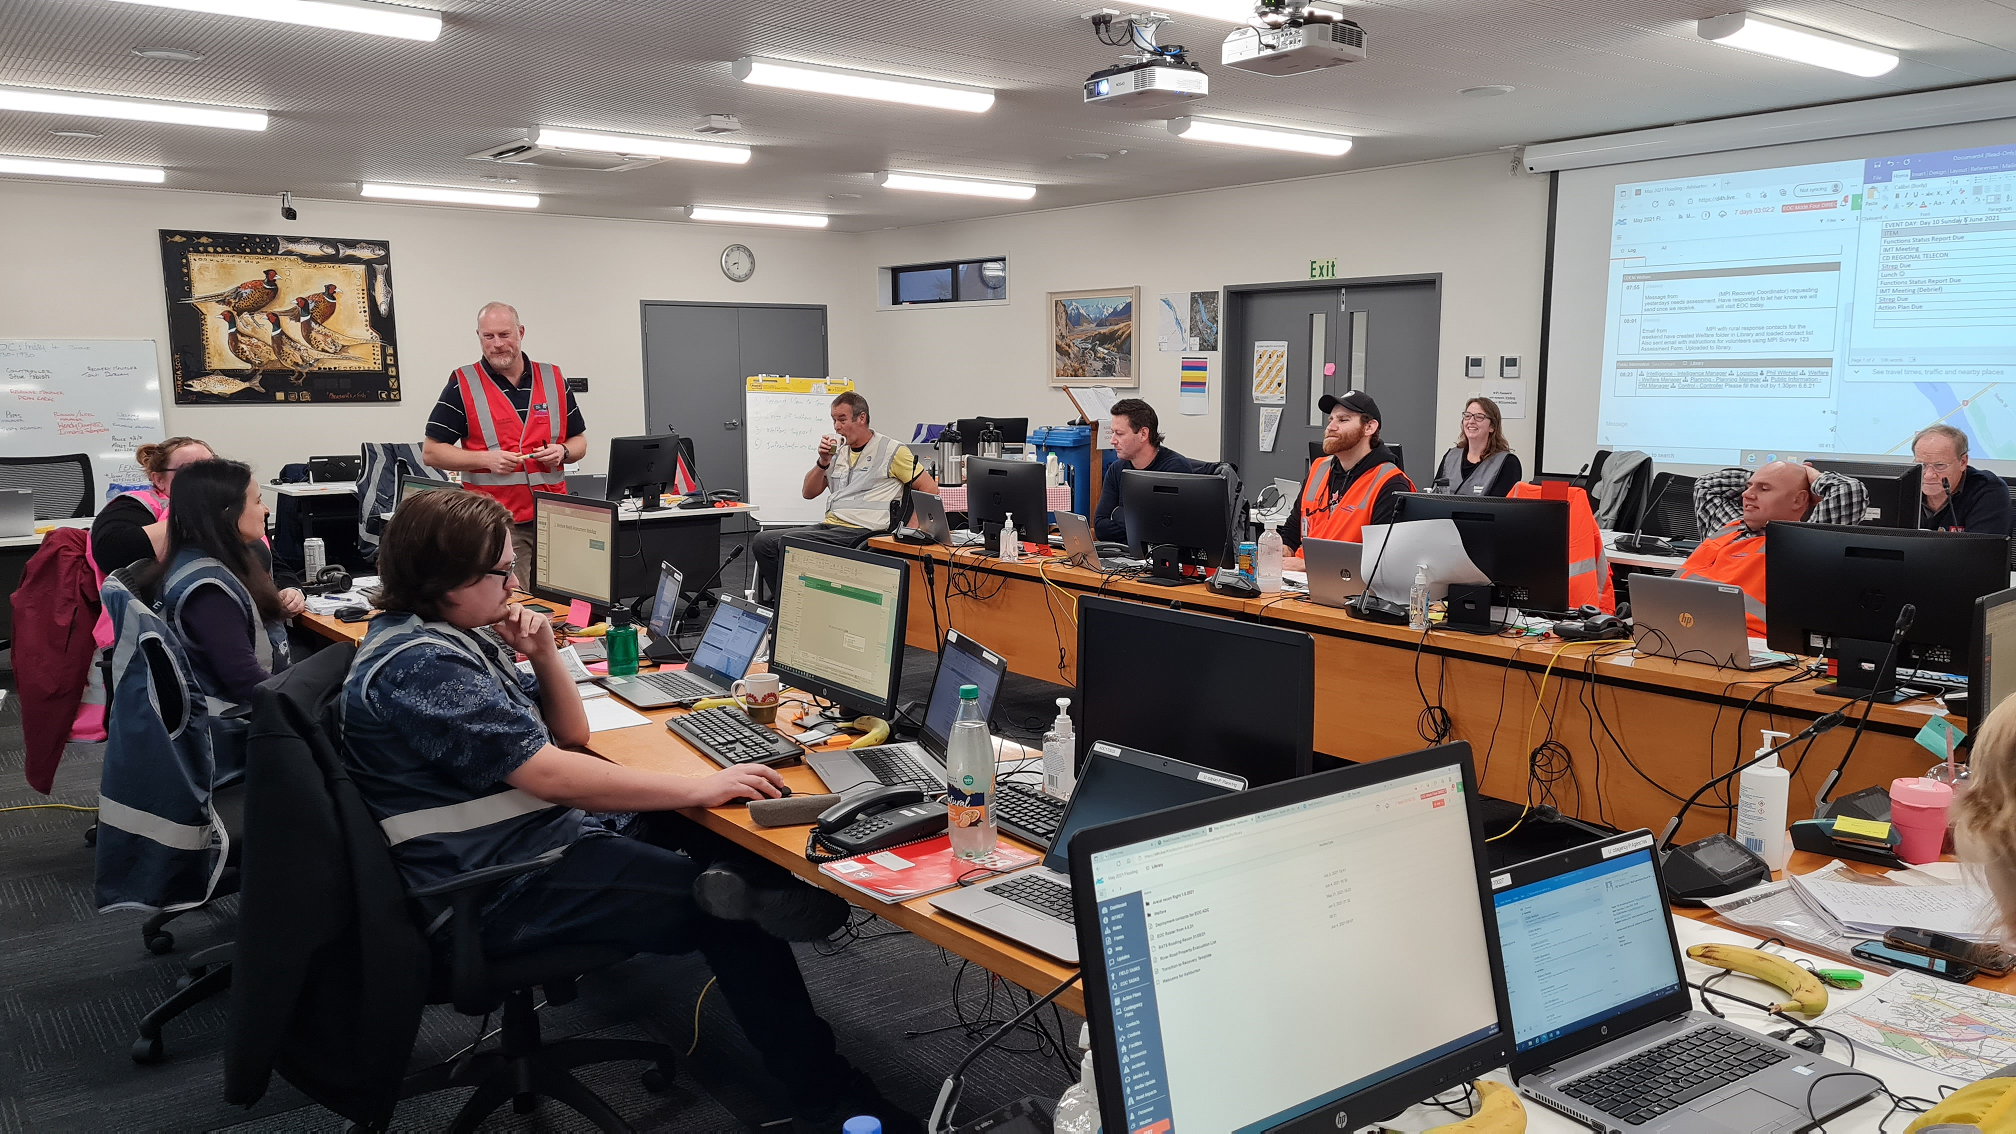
[
  {"left": 1157, "top": 293, "right": 1196, "bottom": 352},
  {"left": 1481, "top": 379, "right": 1526, "bottom": 420},
  {"left": 1180, "top": 356, "right": 1210, "bottom": 415},
  {"left": 1251, "top": 340, "right": 1287, "bottom": 404},
  {"left": 1188, "top": 291, "right": 1220, "bottom": 351},
  {"left": 1259, "top": 406, "right": 1283, "bottom": 451}
]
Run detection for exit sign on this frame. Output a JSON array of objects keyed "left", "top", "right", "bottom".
[{"left": 1309, "top": 258, "right": 1338, "bottom": 279}]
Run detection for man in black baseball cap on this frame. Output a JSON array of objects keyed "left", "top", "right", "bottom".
[{"left": 1283, "top": 390, "right": 1414, "bottom": 568}]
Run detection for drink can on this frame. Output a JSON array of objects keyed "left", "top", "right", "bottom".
[
  {"left": 303, "top": 537, "right": 326, "bottom": 578},
  {"left": 1237, "top": 541, "right": 1257, "bottom": 575}
]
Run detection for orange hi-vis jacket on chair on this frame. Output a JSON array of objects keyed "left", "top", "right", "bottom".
[
  {"left": 1299, "top": 457, "right": 1412, "bottom": 544},
  {"left": 1677, "top": 522, "right": 1768, "bottom": 636},
  {"left": 1508, "top": 481, "right": 1615, "bottom": 614},
  {"left": 452, "top": 361, "right": 573, "bottom": 522}
]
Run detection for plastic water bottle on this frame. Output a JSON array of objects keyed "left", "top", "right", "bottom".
[
  {"left": 1042, "top": 697, "right": 1076, "bottom": 799},
  {"left": 1000, "top": 515, "right": 1020, "bottom": 562},
  {"left": 605, "top": 609, "right": 640, "bottom": 676},
  {"left": 1409, "top": 566, "right": 1430, "bottom": 631},
  {"left": 946, "top": 684, "right": 997, "bottom": 859},
  {"left": 1054, "top": 1024, "right": 1102, "bottom": 1133},
  {"left": 1046, "top": 452, "right": 1063, "bottom": 486},
  {"left": 1255, "top": 521, "right": 1283, "bottom": 593}
]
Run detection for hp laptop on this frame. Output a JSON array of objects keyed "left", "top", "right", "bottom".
[
  {"left": 931, "top": 741, "right": 1244, "bottom": 963},
  {"left": 911, "top": 492, "right": 982, "bottom": 547},
  {"left": 1301, "top": 536, "right": 1367, "bottom": 607},
  {"left": 601, "top": 592, "right": 773, "bottom": 709},
  {"left": 1630, "top": 575, "right": 1785, "bottom": 670},
  {"left": 0, "top": 488, "right": 34, "bottom": 538},
  {"left": 1500, "top": 831, "right": 1876, "bottom": 1134},
  {"left": 805, "top": 628, "right": 1007, "bottom": 796}
]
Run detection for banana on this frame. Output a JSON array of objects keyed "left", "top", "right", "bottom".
[
  {"left": 1904, "top": 1077, "right": 2016, "bottom": 1134},
  {"left": 1685, "top": 943, "right": 1828, "bottom": 1016},
  {"left": 849, "top": 716, "right": 891, "bottom": 749},
  {"left": 691, "top": 696, "right": 738, "bottom": 712},
  {"left": 1425, "top": 1080, "right": 1525, "bottom": 1134}
]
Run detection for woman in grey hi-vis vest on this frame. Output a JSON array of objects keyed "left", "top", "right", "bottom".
[
  {"left": 1433, "top": 396, "right": 1523, "bottom": 498},
  {"left": 340, "top": 488, "right": 916, "bottom": 1128}
]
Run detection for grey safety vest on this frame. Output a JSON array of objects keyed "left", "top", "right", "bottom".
[
  {"left": 825, "top": 431, "right": 906, "bottom": 530},
  {"left": 1435, "top": 447, "right": 1513, "bottom": 496},
  {"left": 161, "top": 549, "right": 292, "bottom": 783}
]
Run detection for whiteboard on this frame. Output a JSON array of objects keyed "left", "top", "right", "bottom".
[
  {"left": 0, "top": 340, "right": 166, "bottom": 507},
  {"left": 744, "top": 377, "right": 852, "bottom": 526}
]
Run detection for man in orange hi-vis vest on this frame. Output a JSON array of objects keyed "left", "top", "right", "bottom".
[
  {"left": 423, "top": 302, "right": 588, "bottom": 571},
  {"left": 1677, "top": 461, "right": 1868, "bottom": 637},
  {"left": 1282, "top": 391, "right": 1414, "bottom": 569}
]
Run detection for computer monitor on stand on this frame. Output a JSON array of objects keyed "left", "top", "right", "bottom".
[
  {"left": 1393, "top": 492, "right": 1570, "bottom": 612},
  {"left": 1807, "top": 459, "right": 1922, "bottom": 528},
  {"left": 531, "top": 493, "right": 618, "bottom": 624},
  {"left": 966, "top": 456, "right": 1051, "bottom": 557},
  {"left": 605, "top": 433, "right": 684, "bottom": 511},
  {"left": 1117, "top": 468, "right": 1232, "bottom": 587},
  {"left": 1969, "top": 588, "right": 2016, "bottom": 734},
  {"left": 768, "top": 539, "right": 909, "bottom": 721}
]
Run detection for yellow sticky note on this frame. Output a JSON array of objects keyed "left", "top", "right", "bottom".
[{"left": 1832, "top": 816, "right": 1892, "bottom": 840}]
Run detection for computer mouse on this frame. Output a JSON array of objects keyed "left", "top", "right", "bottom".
[{"left": 776, "top": 784, "right": 792, "bottom": 798}]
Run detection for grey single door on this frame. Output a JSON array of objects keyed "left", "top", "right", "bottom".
[{"left": 640, "top": 301, "right": 827, "bottom": 500}]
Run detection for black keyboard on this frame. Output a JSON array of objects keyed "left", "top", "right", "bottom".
[
  {"left": 993, "top": 873, "right": 1074, "bottom": 922},
  {"left": 850, "top": 743, "right": 942, "bottom": 794},
  {"left": 995, "top": 781, "right": 1066, "bottom": 847},
  {"left": 666, "top": 707, "right": 805, "bottom": 768},
  {"left": 1559, "top": 1026, "right": 1788, "bottom": 1125}
]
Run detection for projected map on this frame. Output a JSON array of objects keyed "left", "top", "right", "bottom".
[{"left": 1599, "top": 143, "right": 2016, "bottom": 465}]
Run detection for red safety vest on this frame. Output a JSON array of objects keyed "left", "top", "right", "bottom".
[
  {"left": 1299, "top": 456, "right": 1412, "bottom": 544},
  {"left": 1678, "top": 523, "right": 1769, "bottom": 637},
  {"left": 453, "top": 361, "right": 572, "bottom": 522},
  {"left": 1508, "top": 481, "right": 1615, "bottom": 613}
]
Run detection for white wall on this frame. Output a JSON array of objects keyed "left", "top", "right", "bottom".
[
  {"left": 0, "top": 179, "right": 865, "bottom": 482},
  {"left": 855, "top": 151, "right": 1553, "bottom": 464}
]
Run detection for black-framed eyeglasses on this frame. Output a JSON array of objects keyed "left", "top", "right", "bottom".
[
  {"left": 484, "top": 560, "right": 517, "bottom": 583},
  {"left": 1460, "top": 413, "right": 1491, "bottom": 423}
]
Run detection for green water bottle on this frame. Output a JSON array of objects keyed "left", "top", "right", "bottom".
[{"left": 605, "top": 608, "right": 640, "bottom": 676}]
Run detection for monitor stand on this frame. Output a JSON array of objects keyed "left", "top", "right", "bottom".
[
  {"left": 1813, "top": 636, "right": 1911, "bottom": 705},
  {"left": 618, "top": 482, "right": 665, "bottom": 511},
  {"left": 1137, "top": 546, "right": 1202, "bottom": 587}
]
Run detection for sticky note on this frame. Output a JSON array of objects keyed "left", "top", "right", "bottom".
[
  {"left": 568, "top": 599, "right": 592, "bottom": 626},
  {"left": 1915, "top": 714, "right": 1965, "bottom": 760},
  {"left": 1323, "top": 362, "right": 1336, "bottom": 376},
  {"left": 1831, "top": 816, "right": 1892, "bottom": 840}
]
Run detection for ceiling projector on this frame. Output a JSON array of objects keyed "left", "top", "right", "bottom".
[
  {"left": 1222, "top": 2, "right": 1366, "bottom": 75},
  {"left": 1084, "top": 59, "right": 1208, "bottom": 107}
]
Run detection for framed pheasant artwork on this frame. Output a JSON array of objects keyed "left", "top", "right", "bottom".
[{"left": 159, "top": 229, "right": 402, "bottom": 405}]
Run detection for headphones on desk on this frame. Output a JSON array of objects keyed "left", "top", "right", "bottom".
[
  {"left": 1551, "top": 603, "right": 1631, "bottom": 641},
  {"left": 302, "top": 564, "right": 353, "bottom": 597}
]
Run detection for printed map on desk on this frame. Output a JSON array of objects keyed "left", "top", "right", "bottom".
[{"left": 1822, "top": 970, "right": 2016, "bottom": 1078}]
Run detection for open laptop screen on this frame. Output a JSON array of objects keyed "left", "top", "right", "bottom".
[
  {"left": 688, "top": 598, "right": 770, "bottom": 685},
  {"left": 920, "top": 631, "right": 1006, "bottom": 753},
  {"left": 1042, "top": 744, "right": 1241, "bottom": 873},
  {"left": 1495, "top": 845, "right": 1681, "bottom": 1051}
]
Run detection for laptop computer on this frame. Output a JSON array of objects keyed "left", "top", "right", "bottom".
[
  {"left": 0, "top": 488, "right": 34, "bottom": 538},
  {"left": 1500, "top": 830, "right": 1876, "bottom": 1134},
  {"left": 930, "top": 741, "right": 1245, "bottom": 963},
  {"left": 1052, "top": 511, "right": 1140, "bottom": 570},
  {"left": 1630, "top": 575, "right": 1785, "bottom": 670},
  {"left": 805, "top": 627, "right": 1008, "bottom": 797},
  {"left": 308, "top": 453, "right": 361, "bottom": 483},
  {"left": 644, "top": 561, "right": 683, "bottom": 663},
  {"left": 601, "top": 592, "right": 773, "bottom": 709},
  {"left": 910, "top": 492, "right": 982, "bottom": 547},
  {"left": 1301, "top": 536, "right": 1367, "bottom": 607},
  {"left": 396, "top": 474, "right": 456, "bottom": 507}
]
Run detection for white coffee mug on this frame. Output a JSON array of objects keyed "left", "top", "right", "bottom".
[{"left": 733, "top": 673, "right": 781, "bottom": 722}]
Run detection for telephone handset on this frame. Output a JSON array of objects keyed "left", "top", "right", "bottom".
[{"left": 810, "top": 786, "right": 947, "bottom": 857}]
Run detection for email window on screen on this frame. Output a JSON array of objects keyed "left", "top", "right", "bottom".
[
  {"left": 536, "top": 500, "right": 612, "bottom": 601},
  {"left": 1494, "top": 850, "right": 1676, "bottom": 1051},
  {"left": 777, "top": 554, "right": 898, "bottom": 696},
  {"left": 1088, "top": 769, "right": 1500, "bottom": 1134}
]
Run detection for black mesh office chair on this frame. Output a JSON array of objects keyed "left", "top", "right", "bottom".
[
  {"left": 1639, "top": 472, "right": 1700, "bottom": 541},
  {"left": 0, "top": 452, "right": 94, "bottom": 518},
  {"left": 2006, "top": 485, "right": 2016, "bottom": 569}
]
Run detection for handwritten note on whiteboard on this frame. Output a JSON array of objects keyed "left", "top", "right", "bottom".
[
  {"left": 744, "top": 376, "right": 855, "bottom": 526},
  {"left": 0, "top": 340, "right": 167, "bottom": 503}
]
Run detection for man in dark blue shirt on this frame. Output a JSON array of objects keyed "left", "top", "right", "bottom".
[
  {"left": 1093, "top": 398, "right": 1200, "bottom": 542},
  {"left": 1914, "top": 424, "right": 2012, "bottom": 535}
]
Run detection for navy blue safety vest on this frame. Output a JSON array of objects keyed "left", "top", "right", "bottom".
[
  {"left": 161, "top": 549, "right": 292, "bottom": 783},
  {"left": 340, "top": 612, "right": 590, "bottom": 894}
]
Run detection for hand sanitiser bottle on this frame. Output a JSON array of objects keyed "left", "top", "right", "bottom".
[
  {"left": 1000, "top": 514, "right": 1020, "bottom": 562},
  {"left": 946, "top": 685, "right": 998, "bottom": 859},
  {"left": 1054, "top": 1024, "right": 1102, "bottom": 1133},
  {"left": 1409, "top": 567, "right": 1431, "bottom": 631},
  {"left": 1735, "top": 729, "right": 1792, "bottom": 871},
  {"left": 1042, "top": 698, "right": 1075, "bottom": 799}
]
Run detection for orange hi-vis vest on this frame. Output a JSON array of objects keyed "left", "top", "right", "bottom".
[
  {"left": 453, "top": 361, "right": 572, "bottom": 522},
  {"left": 1508, "top": 481, "right": 1615, "bottom": 613},
  {"left": 1677, "top": 522, "right": 1769, "bottom": 637},
  {"left": 1300, "top": 455, "right": 1412, "bottom": 544}
]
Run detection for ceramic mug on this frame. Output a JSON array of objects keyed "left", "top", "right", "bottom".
[{"left": 733, "top": 673, "right": 782, "bottom": 724}]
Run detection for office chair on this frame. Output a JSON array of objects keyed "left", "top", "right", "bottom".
[
  {"left": 0, "top": 452, "right": 94, "bottom": 518},
  {"left": 2007, "top": 485, "right": 2016, "bottom": 568},
  {"left": 1638, "top": 472, "right": 1700, "bottom": 541}
]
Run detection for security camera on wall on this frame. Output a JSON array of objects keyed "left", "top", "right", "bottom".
[{"left": 280, "top": 191, "right": 297, "bottom": 222}]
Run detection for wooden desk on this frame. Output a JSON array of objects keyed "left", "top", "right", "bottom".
[{"left": 866, "top": 537, "right": 1944, "bottom": 844}]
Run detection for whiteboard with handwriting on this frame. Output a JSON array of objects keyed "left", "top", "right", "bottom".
[
  {"left": 0, "top": 340, "right": 167, "bottom": 506},
  {"left": 744, "top": 376, "right": 852, "bottom": 526}
]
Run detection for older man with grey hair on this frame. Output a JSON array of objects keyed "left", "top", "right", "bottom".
[
  {"left": 424, "top": 301, "right": 588, "bottom": 569},
  {"left": 1913, "top": 423, "right": 2011, "bottom": 534}
]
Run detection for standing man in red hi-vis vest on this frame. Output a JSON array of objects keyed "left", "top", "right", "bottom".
[
  {"left": 1676, "top": 461, "right": 1867, "bottom": 637},
  {"left": 1281, "top": 390, "right": 1414, "bottom": 570},
  {"left": 422, "top": 302, "right": 588, "bottom": 571}
]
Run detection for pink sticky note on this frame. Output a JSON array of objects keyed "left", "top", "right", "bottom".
[
  {"left": 1323, "top": 362, "right": 1336, "bottom": 376},
  {"left": 568, "top": 599, "right": 592, "bottom": 626}
]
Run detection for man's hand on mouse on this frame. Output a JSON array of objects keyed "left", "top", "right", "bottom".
[{"left": 695, "top": 764, "right": 784, "bottom": 807}]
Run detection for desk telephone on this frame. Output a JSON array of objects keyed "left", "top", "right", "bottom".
[{"left": 811, "top": 786, "right": 947, "bottom": 856}]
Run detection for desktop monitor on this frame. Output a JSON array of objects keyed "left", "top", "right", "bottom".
[
  {"left": 1117, "top": 468, "right": 1233, "bottom": 586},
  {"left": 1070, "top": 742, "right": 1511, "bottom": 1134},
  {"left": 769, "top": 539, "right": 910, "bottom": 719},
  {"left": 1970, "top": 588, "right": 2016, "bottom": 733},
  {"left": 531, "top": 493, "right": 617, "bottom": 612},
  {"left": 396, "top": 474, "right": 456, "bottom": 508},
  {"left": 955, "top": 417, "right": 1028, "bottom": 445},
  {"left": 1075, "top": 595, "right": 1312, "bottom": 784},
  {"left": 605, "top": 433, "right": 686, "bottom": 509},
  {"left": 1393, "top": 493, "right": 1570, "bottom": 611},
  {"left": 1765, "top": 522, "right": 2008, "bottom": 698},
  {"left": 965, "top": 456, "right": 1051, "bottom": 556},
  {"left": 1807, "top": 459, "right": 1922, "bottom": 529}
]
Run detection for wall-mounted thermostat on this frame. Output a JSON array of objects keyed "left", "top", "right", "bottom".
[
  {"left": 1465, "top": 356, "right": 1486, "bottom": 379},
  {"left": 1500, "top": 356, "right": 1521, "bottom": 379}
]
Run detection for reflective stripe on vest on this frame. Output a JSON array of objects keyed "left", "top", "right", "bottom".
[
  {"left": 1677, "top": 527, "right": 1769, "bottom": 636},
  {"left": 454, "top": 362, "right": 570, "bottom": 521},
  {"left": 1300, "top": 458, "right": 1410, "bottom": 544},
  {"left": 1436, "top": 447, "right": 1512, "bottom": 497},
  {"left": 826, "top": 432, "right": 905, "bottom": 530},
  {"left": 97, "top": 795, "right": 212, "bottom": 851},
  {"left": 161, "top": 551, "right": 292, "bottom": 695},
  {"left": 379, "top": 788, "right": 555, "bottom": 846}
]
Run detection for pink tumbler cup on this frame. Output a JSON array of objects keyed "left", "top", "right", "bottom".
[{"left": 1889, "top": 777, "right": 1954, "bottom": 865}]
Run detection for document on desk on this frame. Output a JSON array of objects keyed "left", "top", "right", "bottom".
[
  {"left": 1360, "top": 519, "right": 1489, "bottom": 602},
  {"left": 1789, "top": 866, "right": 1998, "bottom": 940},
  {"left": 1702, "top": 881, "right": 1893, "bottom": 972},
  {"left": 580, "top": 697, "right": 651, "bottom": 733},
  {"left": 1821, "top": 970, "right": 2016, "bottom": 1080}
]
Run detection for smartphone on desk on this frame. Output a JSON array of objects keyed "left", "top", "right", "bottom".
[
  {"left": 1885, "top": 927, "right": 2016, "bottom": 976},
  {"left": 1852, "top": 939, "right": 1981, "bottom": 983},
  {"left": 814, "top": 786, "right": 947, "bottom": 856}
]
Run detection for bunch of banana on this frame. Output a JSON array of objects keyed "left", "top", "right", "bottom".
[
  {"left": 849, "top": 716, "right": 891, "bottom": 749},
  {"left": 1424, "top": 1080, "right": 1525, "bottom": 1134},
  {"left": 1684, "top": 943, "right": 1828, "bottom": 1016}
]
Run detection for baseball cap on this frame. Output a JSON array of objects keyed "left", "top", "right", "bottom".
[{"left": 1317, "top": 390, "right": 1381, "bottom": 423}]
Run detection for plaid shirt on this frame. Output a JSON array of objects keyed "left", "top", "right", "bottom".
[{"left": 1692, "top": 467, "right": 1868, "bottom": 539}]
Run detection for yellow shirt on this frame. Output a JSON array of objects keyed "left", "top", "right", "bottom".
[{"left": 824, "top": 442, "right": 921, "bottom": 527}]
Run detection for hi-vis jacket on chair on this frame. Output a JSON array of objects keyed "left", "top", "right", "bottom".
[
  {"left": 1676, "top": 467, "right": 1869, "bottom": 638},
  {"left": 1509, "top": 481, "right": 1615, "bottom": 614},
  {"left": 451, "top": 362, "right": 574, "bottom": 522}
]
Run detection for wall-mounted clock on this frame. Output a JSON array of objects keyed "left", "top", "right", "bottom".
[{"left": 721, "top": 243, "right": 755, "bottom": 282}]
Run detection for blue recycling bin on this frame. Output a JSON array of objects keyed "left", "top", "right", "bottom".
[{"left": 1030, "top": 424, "right": 1092, "bottom": 517}]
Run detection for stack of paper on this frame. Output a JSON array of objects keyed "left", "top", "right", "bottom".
[{"left": 1788, "top": 863, "right": 1999, "bottom": 941}]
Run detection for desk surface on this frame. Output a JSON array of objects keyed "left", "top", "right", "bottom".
[
  {"left": 0, "top": 515, "right": 93, "bottom": 550},
  {"left": 263, "top": 481, "right": 358, "bottom": 497}
]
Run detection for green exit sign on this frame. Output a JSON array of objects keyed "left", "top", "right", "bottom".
[{"left": 1309, "top": 258, "right": 1338, "bottom": 279}]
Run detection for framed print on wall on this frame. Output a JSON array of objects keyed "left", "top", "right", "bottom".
[{"left": 1049, "top": 286, "right": 1138, "bottom": 387}]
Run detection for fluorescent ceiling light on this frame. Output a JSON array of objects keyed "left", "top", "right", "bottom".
[
  {"left": 534, "top": 127, "right": 750, "bottom": 165},
  {"left": 0, "top": 85, "right": 266, "bottom": 131},
  {"left": 1167, "top": 116, "right": 1352, "bottom": 156},
  {"left": 0, "top": 155, "right": 166, "bottom": 183},
  {"left": 686, "top": 205, "right": 828, "bottom": 228},
  {"left": 108, "top": 0, "right": 441, "bottom": 42},
  {"left": 876, "top": 171, "right": 1035, "bottom": 200},
  {"left": 734, "top": 57, "right": 993, "bottom": 113},
  {"left": 1698, "top": 12, "right": 1897, "bottom": 77},
  {"left": 361, "top": 182, "right": 537, "bottom": 208}
]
